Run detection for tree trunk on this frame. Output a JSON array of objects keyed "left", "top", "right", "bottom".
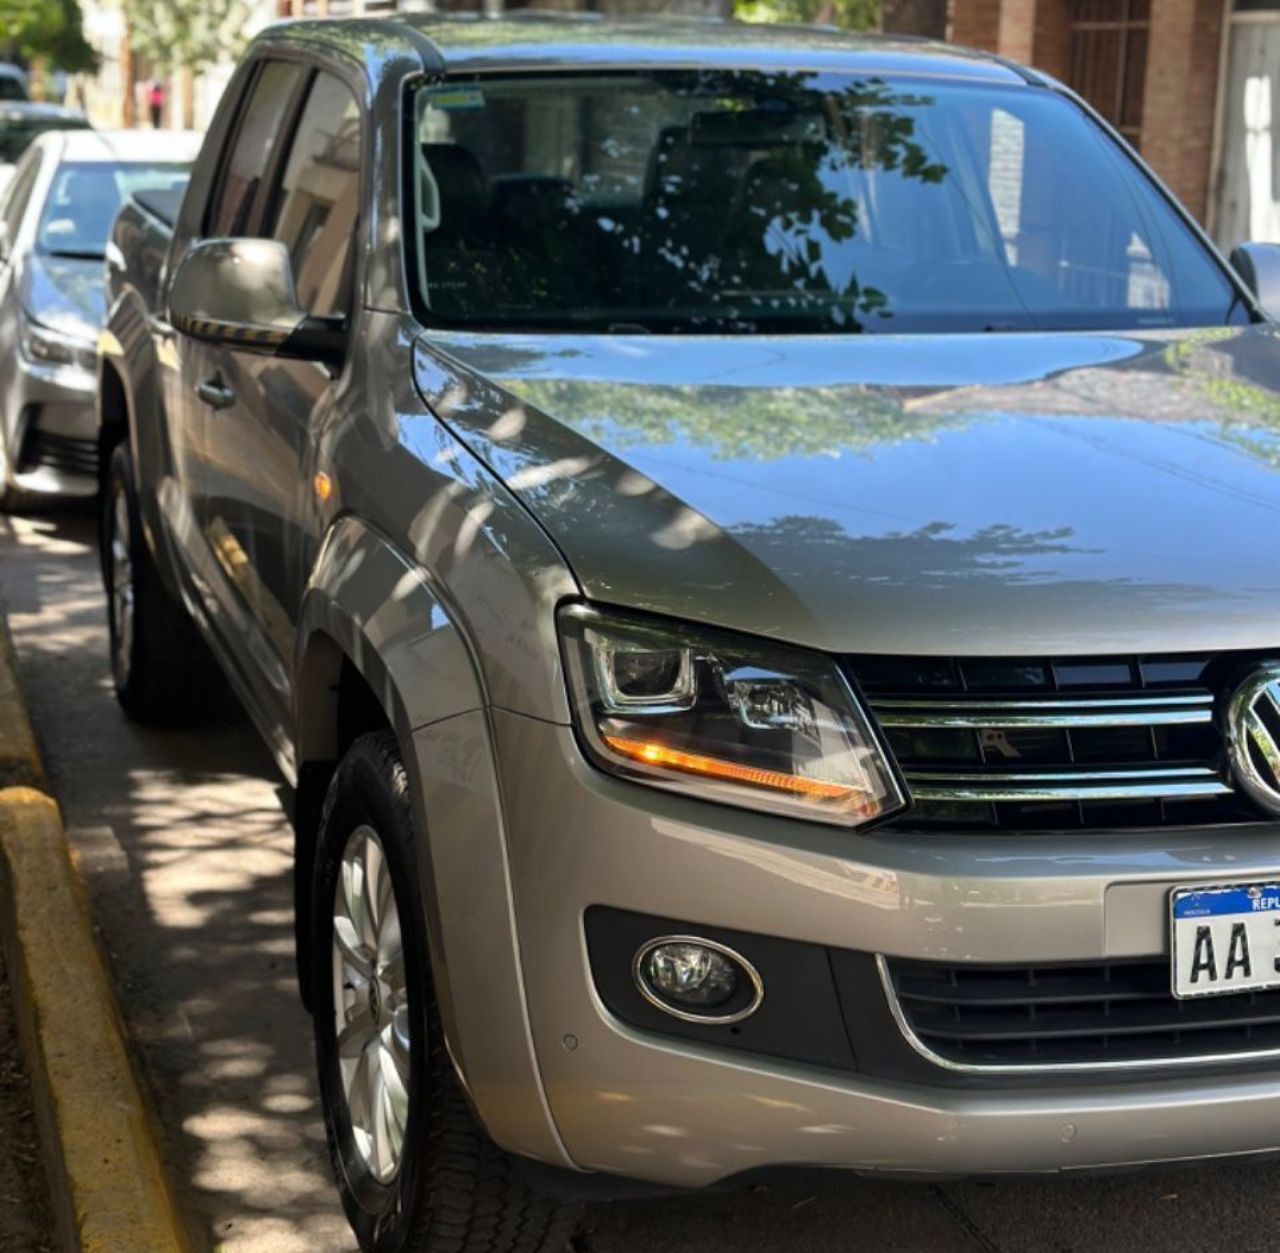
[
  {"left": 881, "top": 0, "right": 948, "bottom": 38},
  {"left": 121, "top": 12, "right": 135, "bottom": 128}
]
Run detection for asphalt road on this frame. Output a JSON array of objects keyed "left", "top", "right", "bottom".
[{"left": 2, "top": 506, "right": 1278, "bottom": 1253}]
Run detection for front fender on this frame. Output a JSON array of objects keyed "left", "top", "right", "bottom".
[
  {"left": 296, "top": 514, "right": 485, "bottom": 755},
  {"left": 296, "top": 516, "right": 574, "bottom": 1171}
]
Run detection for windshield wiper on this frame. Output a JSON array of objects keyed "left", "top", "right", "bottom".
[{"left": 42, "top": 248, "right": 106, "bottom": 262}]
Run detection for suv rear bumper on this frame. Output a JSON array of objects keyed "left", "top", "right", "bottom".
[{"left": 488, "top": 708, "right": 1280, "bottom": 1186}]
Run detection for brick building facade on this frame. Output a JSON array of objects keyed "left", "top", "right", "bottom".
[{"left": 944, "top": 0, "right": 1280, "bottom": 248}]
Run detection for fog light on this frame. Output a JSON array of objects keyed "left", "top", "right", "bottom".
[{"left": 633, "top": 936, "right": 764, "bottom": 1025}]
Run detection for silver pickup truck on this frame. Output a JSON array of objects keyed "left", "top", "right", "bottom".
[{"left": 98, "top": 12, "right": 1280, "bottom": 1253}]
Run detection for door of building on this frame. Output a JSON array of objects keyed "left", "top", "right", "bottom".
[{"left": 1214, "top": 3, "right": 1280, "bottom": 250}]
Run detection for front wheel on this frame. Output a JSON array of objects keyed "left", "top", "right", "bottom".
[{"left": 312, "top": 731, "right": 578, "bottom": 1253}]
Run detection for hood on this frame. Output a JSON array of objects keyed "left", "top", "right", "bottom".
[
  {"left": 23, "top": 251, "right": 104, "bottom": 341},
  {"left": 413, "top": 326, "right": 1280, "bottom": 656}
]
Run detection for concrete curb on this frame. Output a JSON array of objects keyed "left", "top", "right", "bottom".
[
  {"left": 0, "top": 622, "right": 44, "bottom": 791},
  {"left": 0, "top": 622, "right": 192, "bottom": 1252}
]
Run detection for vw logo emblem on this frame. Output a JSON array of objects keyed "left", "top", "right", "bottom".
[{"left": 1226, "top": 666, "right": 1280, "bottom": 817}]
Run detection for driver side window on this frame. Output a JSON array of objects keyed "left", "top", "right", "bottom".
[
  {"left": 264, "top": 71, "right": 362, "bottom": 319},
  {"left": 206, "top": 60, "right": 304, "bottom": 239}
]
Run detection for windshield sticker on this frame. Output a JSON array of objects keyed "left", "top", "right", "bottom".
[{"left": 429, "top": 87, "right": 486, "bottom": 111}]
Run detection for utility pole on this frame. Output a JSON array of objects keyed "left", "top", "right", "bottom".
[{"left": 121, "top": 3, "right": 136, "bottom": 126}]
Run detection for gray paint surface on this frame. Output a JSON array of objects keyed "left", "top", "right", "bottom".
[
  {"left": 418, "top": 326, "right": 1280, "bottom": 656},
  {"left": 6, "top": 509, "right": 1280, "bottom": 1253}
]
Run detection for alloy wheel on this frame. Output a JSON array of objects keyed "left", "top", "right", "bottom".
[{"left": 332, "top": 823, "right": 410, "bottom": 1184}]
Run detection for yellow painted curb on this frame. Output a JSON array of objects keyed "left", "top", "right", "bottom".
[
  {"left": 0, "top": 788, "right": 192, "bottom": 1253},
  {"left": 0, "top": 625, "right": 44, "bottom": 790},
  {"left": 0, "top": 607, "right": 192, "bottom": 1253}
]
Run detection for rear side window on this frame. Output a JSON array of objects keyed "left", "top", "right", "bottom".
[
  {"left": 266, "top": 71, "right": 362, "bottom": 318},
  {"left": 207, "top": 60, "right": 302, "bottom": 238}
]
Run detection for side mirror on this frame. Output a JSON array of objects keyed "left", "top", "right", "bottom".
[
  {"left": 168, "top": 237, "right": 344, "bottom": 366},
  {"left": 1229, "top": 241, "right": 1280, "bottom": 320}
]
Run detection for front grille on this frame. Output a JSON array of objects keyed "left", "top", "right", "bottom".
[
  {"left": 886, "top": 956, "right": 1280, "bottom": 1068},
  {"left": 17, "top": 429, "right": 97, "bottom": 477},
  {"left": 849, "top": 654, "right": 1262, "bottom": 830}
]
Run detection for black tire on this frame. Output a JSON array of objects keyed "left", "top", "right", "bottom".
[
  {"left": 102, "top": 440, "right": 226, "bottom": 724},
  {"left": 0, "top": 482, "right": 33, "bottom": 514},
  {"left": 312, "top": 731, "right": 579, "bottom": 1253}
]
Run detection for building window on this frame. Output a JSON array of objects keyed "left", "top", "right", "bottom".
[{"left": 1070, "top": 0, "right": 1150, "bottom": 148}]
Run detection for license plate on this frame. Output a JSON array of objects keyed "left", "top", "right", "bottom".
[{"left": 1171, "top": 883, "right": 1280, "bottom": 999}]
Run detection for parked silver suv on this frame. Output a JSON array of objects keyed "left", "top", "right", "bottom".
[{"left": 98, "top": 14, "right": 1280, "bottom": 1253}]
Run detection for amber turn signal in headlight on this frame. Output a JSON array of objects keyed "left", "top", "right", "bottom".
[{"left": 558, "top": 604, "right": 907, "bottom": 828}]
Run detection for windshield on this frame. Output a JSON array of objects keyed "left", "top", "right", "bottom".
[
  {"left": 36, "top": 161, "right": 189, "bottom": 258},
  {"left": 410, "top": 71, "right": 1242, "bottom": 334}
]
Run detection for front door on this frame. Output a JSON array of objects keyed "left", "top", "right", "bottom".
[
  {"left": 172, "top": 57, "right": 306, "bottom": 720},
  {"left": 195, "top": 67, "right": 363, "bottom": 733}
]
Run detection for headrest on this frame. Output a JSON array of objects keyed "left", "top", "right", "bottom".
[{"left": 422, "top": 144, "right": 487, "bottom": 224}]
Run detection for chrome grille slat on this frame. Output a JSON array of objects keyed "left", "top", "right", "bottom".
[
  {"left": 847, "top": 653, "right": 1257, "bottom": 830},
  {"left": 877, "top": 706, "right": 1212, "bottom": 728},
  {"left": 909, "top": 777, "right": 1232, "bottom": 803},
  {"left": 875, "top": 695, "right": 1215, "bottom": 710}
]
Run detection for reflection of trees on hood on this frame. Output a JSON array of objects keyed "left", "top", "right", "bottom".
[
  {"left": 1163, "top": 329, "right": 1280, "bottom": 468},
  {"left": 730, "top": 514, "right": 1092, "bottom": 587},
  {"left": 504, "top": 376, "right": 967, "bottom": 462}
]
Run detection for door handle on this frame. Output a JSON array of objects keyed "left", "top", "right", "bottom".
[{"left": 197, "top": 377, "right": 235, "bottom": 411}]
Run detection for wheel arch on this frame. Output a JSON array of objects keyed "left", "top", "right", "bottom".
[
  {"left": 96, "top": 315, "right": 181, "bottom": 597},
  {"left": 292, "top": 515, "right": 571, "bottom": 1169}
]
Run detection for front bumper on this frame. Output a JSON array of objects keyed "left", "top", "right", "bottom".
[
  {"left": 491, "top": 708, "right": 1280, "bottom": 1186},
  {"left": 2, "top": 356, "right": 97, "bottom": 498}
]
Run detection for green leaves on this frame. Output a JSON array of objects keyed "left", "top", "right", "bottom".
[
  {"left": 0, "top": 0, "right": 98, "bottom": 73},
  {"left": 125, "top": 0, "right": 250, "bottom": 75},
  {"left": 733, "top": 0, "right": 880, "bottom": 33}
]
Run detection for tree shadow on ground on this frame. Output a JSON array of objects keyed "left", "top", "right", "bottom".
[{"left": 4, "top": 510, "right": 1280, "bottom": 1253}]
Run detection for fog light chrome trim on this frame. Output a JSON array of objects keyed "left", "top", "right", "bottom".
[{"left": 632, "top": 935, "right": 765, "bottom": 1026}]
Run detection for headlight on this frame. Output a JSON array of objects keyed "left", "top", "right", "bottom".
[
  {"left": 19, "top": 317, "right": 96, "bottom": 372},
  {"left": 559, "top": 604, "right": 907, "bottom": 828}
]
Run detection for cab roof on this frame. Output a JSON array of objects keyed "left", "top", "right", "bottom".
[{"left": 274, "top": 13, "right": 1032, "bottom": 83}]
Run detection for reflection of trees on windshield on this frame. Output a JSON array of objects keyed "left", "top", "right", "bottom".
[
  {"left": 417, "top": 68, "right": 951, "bottom": 333},
  {"left": 638, "top": 74, "right": 948, "bottom": 331}
]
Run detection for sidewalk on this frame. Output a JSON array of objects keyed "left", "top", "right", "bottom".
[{"left": 0, "top": 510, "right": 352, "bottom": 1253}]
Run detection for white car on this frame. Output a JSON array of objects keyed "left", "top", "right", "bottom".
[{"left": 0, "top": 128, "right": 200, "bottom": 509}]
